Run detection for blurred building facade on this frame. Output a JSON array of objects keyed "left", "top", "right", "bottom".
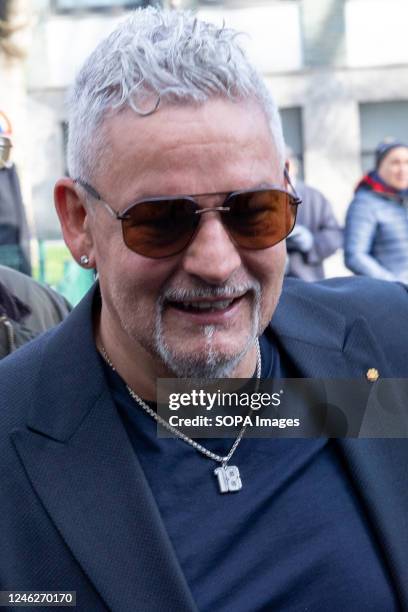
[
  {"left": 3, "top": 0, "right": 408, "bottom": 240},
  {"left": 0, "top": 0, "right": 33, "bottom": 224}
]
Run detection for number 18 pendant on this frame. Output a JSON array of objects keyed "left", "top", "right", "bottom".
[{"left": 214, "top": 465, "right": 242, "bottom": 493}]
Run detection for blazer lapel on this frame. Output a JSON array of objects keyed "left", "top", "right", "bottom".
[
  {"left": 271, "top": 289, "right": 404, "bottom": 432},
  {"left": 11, "top": 288, "right": 198, "bottom": 612},
  {"left": 271, "top": 287, "right": 392, "bottom": 379},
  {"left": 272, "top": 286, "right": 408, "bottom": 606}
]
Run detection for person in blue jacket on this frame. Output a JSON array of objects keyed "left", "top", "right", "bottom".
[
  {"left": 285, "top": 150, "right": 343, "bottom": 281},
  {"left": 345, "top": 139, "right": 408, "bottom": 282}
]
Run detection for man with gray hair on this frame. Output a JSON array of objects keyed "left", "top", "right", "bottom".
[{"left": 0, "top": 7, "right": 407, "bottom": 611}]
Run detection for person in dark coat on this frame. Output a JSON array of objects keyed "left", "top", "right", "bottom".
[
  {"left": 0, "top": 264, "right": 71, "bottom": 358},
  {"left": 0, "top": 131, "right": 32, "bottom": 275},
  {"left": 285, "top": 153, "right": 343, "bottom": 281},
  {"left": 345, "top": 139, "right": 408, "bottom": 282}
]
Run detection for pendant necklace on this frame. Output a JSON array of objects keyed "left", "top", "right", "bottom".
[{"left": 100, "top": 341, "right": 261, "bottom": 494}]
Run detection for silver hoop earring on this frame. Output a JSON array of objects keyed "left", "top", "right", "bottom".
[{"left": 80, "top": 255, "right": 90, "bottom": 266}]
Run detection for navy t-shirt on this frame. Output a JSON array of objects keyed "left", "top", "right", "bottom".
[{"left": 102, "top": 333, "right": 398, "bottom": 611}]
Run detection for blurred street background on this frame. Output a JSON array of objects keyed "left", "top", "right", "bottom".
[{"left": 1, "top": 0, "right": 408, "bottom": 303}]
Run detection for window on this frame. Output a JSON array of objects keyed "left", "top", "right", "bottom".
[
  {"left": 280, "top": 106, "right": 304, "bottom": 179},
  {"left": 359, "top": 101, "right": 408, "bottom": 172},
  {"left": 346, "top": 0, "right": 408, "bottom": 67},
  {"left": 0, "top": 0, "right": 10, "bottom": 22},
  {"left": 53, "top": 0, "right": 160, "bottom": 13}
]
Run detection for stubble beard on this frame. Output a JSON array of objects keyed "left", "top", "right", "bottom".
[{"left": 153, "top": 282, "right": 262, "bottom": 379}]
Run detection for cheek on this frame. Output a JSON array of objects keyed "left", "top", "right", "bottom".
[
  {"left": 245, "top": 243, "right": 286, "bottom": 323},
  {"left": 383, "top": 165, "right": 398, "bottom": 183},
  {"left": 251, "top": 242, "right": 286, "bottom": 285},
  {"left": 96, "top": 233, "right": 181, "bottom": 307}
]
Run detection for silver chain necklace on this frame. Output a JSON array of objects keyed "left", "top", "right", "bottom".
[{"left": 100, "top": 341, "right": 261, "bottom": 494}]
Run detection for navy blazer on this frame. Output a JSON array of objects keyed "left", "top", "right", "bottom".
[{"left": 0, "top": 277, "right": 408, "bottom": 611}]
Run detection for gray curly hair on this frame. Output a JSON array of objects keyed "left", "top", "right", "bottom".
[{"left": 67, "top": 6, "right": 285, "bottom": 182}]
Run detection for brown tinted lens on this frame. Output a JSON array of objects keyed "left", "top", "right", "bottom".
[
  {"left": 225, "top": 189, "right": 298, "bottom": 249},
  {"left": 121, "top": 198, "right": 199, "bottom": 258}
]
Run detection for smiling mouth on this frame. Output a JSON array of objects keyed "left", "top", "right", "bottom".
[{"left": 167, "top": 295, "right": 245, "bottom": 314}]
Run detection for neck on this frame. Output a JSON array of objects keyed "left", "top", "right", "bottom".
[
  {"left": 96, "top": 313, "right": 161, "bottom": 401},
  {"left": 96, "top": 308, "right": 259, "bottom": 402}
]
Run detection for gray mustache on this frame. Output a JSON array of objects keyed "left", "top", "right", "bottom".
[{"left": 161, "top": 282, "right": 261, "bottom": 302}]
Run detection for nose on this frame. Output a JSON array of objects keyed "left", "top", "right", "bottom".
[{"left": 181, "top": 211, "right": 242, "bottom": 285}]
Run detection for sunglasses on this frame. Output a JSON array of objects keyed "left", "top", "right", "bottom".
[{"left": 74, "top": 170, "right": 301, "bottom": 259}]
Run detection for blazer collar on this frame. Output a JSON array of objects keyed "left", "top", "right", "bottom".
[
  {"left": 271, "top": 284, "right": 393, "bottom": 378},
  {"left": 272, "top": 285, "right": 347, "bottom": 352},
  {"left": 26, "top": 285, "right": 104, "bottom": 441}
]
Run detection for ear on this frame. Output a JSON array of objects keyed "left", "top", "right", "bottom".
[{"left": 54, "top": 178, "right": 95, "bottom": 268}]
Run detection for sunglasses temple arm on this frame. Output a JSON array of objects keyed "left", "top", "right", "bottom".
[
  {"left": 284, "top": 167, "right": 302, "bottom": 206},
  {"left": 74, "top": 178, "right": 124, "bottom": 220},
  {"left": 97, "top": 199, "right": 127, "bottom": 220},
  {"left": 74, "top": 178, "right": 101, "bottom": 200}
]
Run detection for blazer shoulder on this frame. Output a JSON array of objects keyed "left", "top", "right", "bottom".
[
  {"left": 282, "top": 276, "right": 408, "bottom": 323},
  {"left": 0, "top": 265, "right": 71, "bottom": 332}
]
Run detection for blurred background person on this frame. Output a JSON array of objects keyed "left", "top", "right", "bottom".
[
  {"left": 285, "top": 149, "right": 343, "bottom": 281},
  {"left": 345, "top": 139, "right": 408, "bottom": 282},
  {"left": 0, "top": 113, "right": 32, "bottom": 276},
  {"left": 0, "top": 264, "right": 71, "bottom": 359}
]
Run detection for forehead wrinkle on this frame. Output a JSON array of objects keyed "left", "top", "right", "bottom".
[
  {"left": 125, "top": 162, "right": 276, "bottom": 203},
  {"left": 104, "top": 98, "right": 270, "bottom": 158},
  {"left": 120, "top": 133, "right": 260, "bottom": 175},
  {"left": 100, "top": 100, "right": 279, "bottom": 204},
  {"left": 119, "top": 141, "right": 275, "bottom": 204}
]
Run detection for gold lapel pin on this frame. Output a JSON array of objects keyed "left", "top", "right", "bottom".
[{"left": 366, "top": 368, "right": 379, "bottom": 382}]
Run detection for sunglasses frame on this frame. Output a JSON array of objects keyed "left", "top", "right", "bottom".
[{"left": 73, "top": 168, "right": 302, "bottom": 257}]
